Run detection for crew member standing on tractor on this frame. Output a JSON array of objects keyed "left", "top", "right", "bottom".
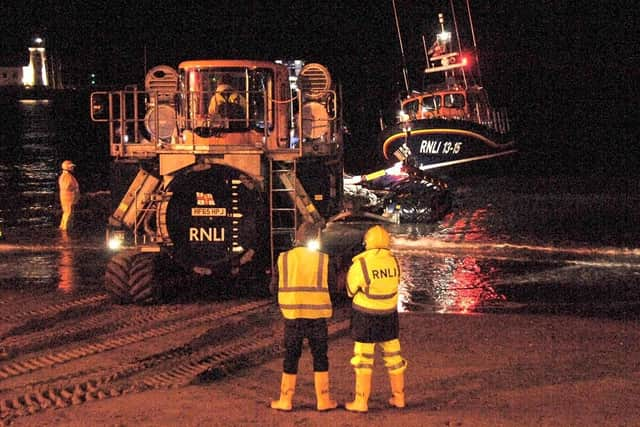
[
  {"left": 345, "top": 225, "right": 407, "bottom": 413},
  {"left": 270, "top": 222, "right": 338, "bottom": 412},
  {"left": 208, "top": 74, "right": 246, "bottom": 117},
  {"left": 58, "top": 160, "right": 80, "bottom": 231}
]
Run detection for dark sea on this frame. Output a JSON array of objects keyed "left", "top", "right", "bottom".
[{"left": 1, "top": 94, "right": 639, "bottom": 318}]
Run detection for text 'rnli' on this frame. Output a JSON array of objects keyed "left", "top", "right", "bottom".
[
  {"left": 189, "top": 227, "right": 225, "bottom": 242},
  {"left": 371, "top": 267, "right": 399, "bottom": 280}
]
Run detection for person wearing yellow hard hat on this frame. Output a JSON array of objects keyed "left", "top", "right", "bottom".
[
  {"left": 58, "top": 160, "right": 80, "bottom": 231},
  {"left": 345, "top": 225, "right": 407, "bottom": 412},
  {"left": 270, "top": 221, "right": 338, "bottom": 412}
]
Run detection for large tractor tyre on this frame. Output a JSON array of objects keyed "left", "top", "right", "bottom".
[
  {"left": 128, "top": 253, "right": 161, "bottom": 304},
  {"left": 105, "top": 250, "right": 136, "bottom": 304},
  {"left": 105, "top": 252, "right": 162, "bottom": 304}
]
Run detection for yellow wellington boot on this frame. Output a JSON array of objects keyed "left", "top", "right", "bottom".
[
  {"left": 314, "top": 371, "right": 338, "bottom": 411},
  {"left": 388, "top": 371, "right": 405, "bottom": 408},
  {"left": 270, "top": 373, "right": 296, "bottom": 411},
  {"left": 345, "top": 372, "right": 371, "bottom": 413}
]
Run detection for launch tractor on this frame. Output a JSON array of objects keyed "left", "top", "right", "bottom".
[{"left": 91, "top": 60, "right": 344, "bottom": 303}]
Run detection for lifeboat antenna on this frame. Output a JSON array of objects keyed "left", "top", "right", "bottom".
[
  {"left": 449, "top": 0, "right": 468, "bottom": 89},
  {"left": 465, "top": 0, "right": 483, "bottom": 85},
  {"left": 450, "top": 0, "right": 463, "bottom": 55},
  {"left": 422, "top": 35, "right": 430, "bottom": 70},
  {"left": 392, "top": 0, "right": 410, "bottom": 95}
]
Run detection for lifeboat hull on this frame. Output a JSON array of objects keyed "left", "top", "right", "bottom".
[{"left": 380, "top": 119, "right": 516, "bottom": 175}]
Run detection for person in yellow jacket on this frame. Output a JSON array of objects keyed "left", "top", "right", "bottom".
[
  {"left": 345, "top": 225, "right": 407, "bottom": 412},
  {"left": 270, "top": 222, "right": 338, "bottom": 412},
  {"left": 207, "top": 74, "right": 246, "bottom": 119},
  {"left": 58, "top": 160, "right": 80, "bottom": 231}
]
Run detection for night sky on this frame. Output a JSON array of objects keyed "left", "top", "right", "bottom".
[{"left": 1, "top": 0, "right": 637, "bottom": 174}]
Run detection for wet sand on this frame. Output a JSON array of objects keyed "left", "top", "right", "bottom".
[{"left": 15, "top": 311, "right": 640, "bottom": 427}]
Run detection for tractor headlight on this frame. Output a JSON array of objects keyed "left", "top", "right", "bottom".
[{"left": 107, "top": 230, "right": 126, "bottom": 251}]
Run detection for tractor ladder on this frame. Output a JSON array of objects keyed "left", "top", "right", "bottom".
[{"left": 268, "top": 159, "right": 323, "bottom": 269}]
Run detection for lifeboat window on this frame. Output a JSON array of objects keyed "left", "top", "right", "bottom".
[
  {"left": 403, "top": 100, "right": 419, "bottom": 119},
  {"left": 422, "top": 95, "right": 441, "bottom": 112},
  {"left": 444, "top": 93, "right": 465, "bottom": 109}
]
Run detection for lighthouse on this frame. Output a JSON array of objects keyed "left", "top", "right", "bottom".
[{"left": 22, "top": 37, "right": 49, "bottom": 87}]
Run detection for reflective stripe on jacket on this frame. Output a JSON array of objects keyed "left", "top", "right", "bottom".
[
  {"left": 346, "top": 248, "right": 400, "bottom": 315},
  {"left": 277, "top": 247, "right": 332, "bottom": 320}
]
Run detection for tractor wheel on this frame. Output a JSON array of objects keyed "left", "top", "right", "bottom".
[
  {"left": 104, "top": 252, "right": 162, "bottom": 304},
  {"left": 105, "top": 250, "right": 136, "bottom": 303},
  {"left": 128, "top": 254, "right": 160, "bottom": 304}
]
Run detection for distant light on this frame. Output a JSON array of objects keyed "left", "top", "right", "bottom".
[
  {"left": 34, "top": 37, "right": 43, "bottom": 44},
  {"left": 461, "top": 56, "right": 468, "bottom": 66}
]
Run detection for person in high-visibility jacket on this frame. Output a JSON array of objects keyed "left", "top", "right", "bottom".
[
  {"left": 345, "top": 225, "right": 407, "bottom": 412},
  {"left": 207, "top": 74, "right": 246, "bottom": 118},
  {"left": 270, "top": 222, "right": 338, "bottom": 412},
  {"left": 58, "top": 160, "right": 80, "bottom": 231}
]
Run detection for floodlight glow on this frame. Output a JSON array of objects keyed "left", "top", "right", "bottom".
[{"left": 108, "top": 237, "right": 123, "bottom": 250}]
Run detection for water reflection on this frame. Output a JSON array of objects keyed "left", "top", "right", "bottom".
[
  {"left": 57, "top": 232, "right": 75, "bottom": 293},
  {"left": 393, "top": 205, "right": 505, "bottom": 314},
  {"left": 0, "top": 251, "right": 59, "bottom": 291},
  {"left": 0, "top": 238, "right": 106, "bottom": 295},
  {"left": 398, "top": 251, "right": 504, "bottom": 314},
  {"left": 18, "top": 99, "right": 56, "bottom": 140}
]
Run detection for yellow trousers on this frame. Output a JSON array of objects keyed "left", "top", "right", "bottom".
[{"left": 59, "top": 193, "right": 77, "bottom": 231}]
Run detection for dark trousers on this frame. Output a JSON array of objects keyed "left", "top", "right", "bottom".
[{"left": 283, "top": 318, "right": 329, "bottom": 374}]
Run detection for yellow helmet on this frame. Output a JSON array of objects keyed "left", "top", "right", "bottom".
[
  {"left": 364, "top": 225, "right": 390, "bottom": 250},
  {"left": 61, "top": 160, "right": 76, "bottom": 171}
]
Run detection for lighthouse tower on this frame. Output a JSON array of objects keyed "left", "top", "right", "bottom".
[{"left": 22, "top": 37, "right": 49, "bottom": 87}]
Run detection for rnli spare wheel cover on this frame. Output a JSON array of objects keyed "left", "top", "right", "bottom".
[{"left": 163, "top": 165, "right": 262, "bottom": 272}]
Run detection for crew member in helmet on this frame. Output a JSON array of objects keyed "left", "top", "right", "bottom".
[
  {"left": 207, "top": 74, "right": 246, "bottom": 119},
  {"left": 270, "top": 221, "right": 338, "bottom": 412},
  {"left": 345, "top": 225, "right": 407, "bottom": 412},
  {"left": 58, "top": 160, "right": 80, "bottom": 231}
]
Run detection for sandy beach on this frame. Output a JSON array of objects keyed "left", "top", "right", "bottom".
[{"left": 13, "top": 311, "right": 640, "bottom": 427}]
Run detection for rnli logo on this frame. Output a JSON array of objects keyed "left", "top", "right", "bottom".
[
  {"left": 189, "top": 227, "right": 225, "bottom": 242},
  {"left": 371, "top": 267, "right": 399, "bottom": 279},
  {"left": 196, "top": 192, "right": 215, "bottom": 206}
]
